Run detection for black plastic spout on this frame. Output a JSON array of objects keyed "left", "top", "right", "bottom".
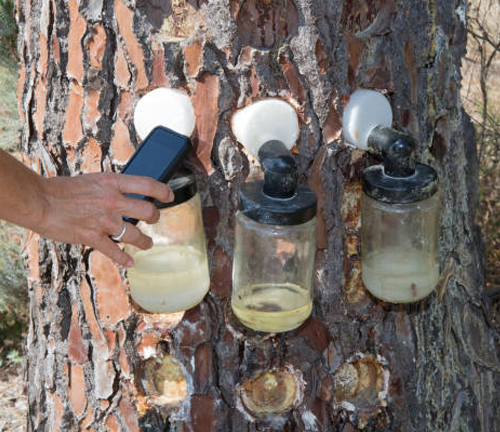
[
  {"left": 363, "top": 125, "right": 438, "bottom": 204},
  {"left": 239, "top": 140, "right": 317, "bottom": 225},
  {"left": 258, "top": 140, "right": 298, "bottom": 198},
  {"left": 367, "top": 125, "right": 416, "bottom": 177}
]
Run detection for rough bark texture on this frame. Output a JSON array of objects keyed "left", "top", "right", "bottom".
[{"left": 16, "top": 0, "right": 500, "bottom": 431}]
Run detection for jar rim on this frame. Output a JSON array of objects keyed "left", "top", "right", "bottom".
[{"left": 154, "top": 169, "right": 197, "bottom": 209}]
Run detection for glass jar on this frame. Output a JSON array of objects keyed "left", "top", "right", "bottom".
[
  {"left": 125, "top": 174, "right": 210, "bottom": 313},
  {"left": 232, "top": 212, "right": 316, "bottom": 332},
  {"left": 231, "top": 140, "right": 317, "bottom": 332},
  {"left": 361, "top": 192, "right": 440, "bottom": 303}
]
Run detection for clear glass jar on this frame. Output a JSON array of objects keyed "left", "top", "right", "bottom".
[
  {"left": 125, "top": 192, "right": 210, "bottom": 313},
  {"left": 361, "top": 192, "right": 440, "bottom": 303},
  {"left": 231, "top": 212, "right": 316, "bottom": 332}
]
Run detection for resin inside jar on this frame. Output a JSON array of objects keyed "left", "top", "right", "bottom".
[
  {"left": 361, "top": 193, "right": 440, "bottom": 303},
  {"left": 231, "top": 212, "right": 316, "bottom": 333},
  {"left": 231, "top": 282, "right": 312, "bottom": 333},
  {"left": 362, "top": 246, "right": 439, "bottom": 303},
  {"left": 128, "top": 245, "right": 209, "bottom": 313},
  {"left": 125, "top": 188, "right": 210, "bottom": 314}
]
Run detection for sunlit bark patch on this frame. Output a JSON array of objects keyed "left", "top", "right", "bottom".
[
  {"left": 333, "top": 353, "right": 389, "bottom": 419},
  {"left": 138, "top": 354, "right": 189, "bottom": 406},
  {"left": 238, "top": 367, "right": 304, "bottom": 418}
]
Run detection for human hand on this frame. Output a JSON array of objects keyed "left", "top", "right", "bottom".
[{"left": 37, "top": 173, "right": 173, "bottom": 267}]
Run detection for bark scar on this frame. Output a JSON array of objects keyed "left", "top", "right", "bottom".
[{"left": 437, "top": 256, "right": 454, "bottom": 301}]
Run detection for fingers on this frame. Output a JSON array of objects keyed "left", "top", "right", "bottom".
[
  {"left": 119, "top": 197, "right": 160, "bottom": 224},
  {"left": 96, "top": 173, "right": 172, "bottom": 224},
  {"left": 86, "top": 221, "right": 153, "bottom": 268},
  {"left": 120, "top": 222, "right": 153, "bottom": 250},
  {"left": 115, "top": 174, "right": 174, "bottom": 203},
  {"left": 94, "top": 236, "right": 135, "bottom": 268},
  {"left": 104, "top": 214, "right": 154, "bottom": 250}
]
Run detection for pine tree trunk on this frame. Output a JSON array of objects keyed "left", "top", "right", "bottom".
[{"left": 16, "top": 0, "right": 500, "bottom": 431}]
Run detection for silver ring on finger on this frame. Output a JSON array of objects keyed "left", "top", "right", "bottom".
[{"left": 110, "top": 222, "right": 127, "bottom": 243}]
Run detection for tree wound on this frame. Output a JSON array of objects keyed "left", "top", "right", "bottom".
[
  {"left": 239, "top": 368, "right": 303, "bottom": 417},
  {"left": 147, "top": 0, "right": 206, "bottom": 43},
  {"left": 137, "top": 354, "right": 188, "bottom": 406},
  {"left": 333, "top": 355, "right": 389, "bottom": 418},
  {"left": 237, "top": 0, "right": 299, "bottom": 49}
]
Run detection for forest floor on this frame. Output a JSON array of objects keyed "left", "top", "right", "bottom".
[{"left": 0, "top": 366, "right": 26, "bottom": 432}]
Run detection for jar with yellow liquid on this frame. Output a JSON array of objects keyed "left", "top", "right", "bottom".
[
  {"left": 231, "top": 141, "right": 317, "bottom": 332},
  {"left": 125, "top": 171, "right": 210, "bottom": 313}
]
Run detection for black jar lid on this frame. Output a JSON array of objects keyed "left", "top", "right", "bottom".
[
  {"left": 154, "top": 169, "right": 197, "bottom": 209},
  {"left": 239, "top": 181, "right": 317, "bottom": 226},
  {"left": 362, "top": 162, "right": 438, "bottom": 204},
  {"left": 238, "top": 141, "right": 317, "bottom": 226}
]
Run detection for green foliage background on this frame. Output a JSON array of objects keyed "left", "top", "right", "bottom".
[
  {"left": 0, "top": 0, "right": 17, "bottom": 68},
  {"left": 0, "top": 64, "right": 19, "bottom": 152},
  {"left": 0, "top": 0, "right": 19, "bottom": 153},
  {"left": 0, "top": 222, "right": 27, "bottom": 367},
  {"left": 0, "top": 0, "right": 26, "bottom": 367}
]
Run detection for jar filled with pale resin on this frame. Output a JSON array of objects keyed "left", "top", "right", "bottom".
[
  {"left": 361, "top": 192, "right": 440, "bottom": 303},
  {"left": 125, "top": 172, "right": 210, "bottom": 313}
]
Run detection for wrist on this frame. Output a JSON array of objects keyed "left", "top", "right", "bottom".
[{"left": 30, "top": 176, "right": 53, "bottom": 234}]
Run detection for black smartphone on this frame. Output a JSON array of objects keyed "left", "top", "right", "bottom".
[{"left": 121, "top": 125, "right": 192, "bottom": 224}]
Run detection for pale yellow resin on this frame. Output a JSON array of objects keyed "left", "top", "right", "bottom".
[{"left": 128, "top": 245, "right": 210, "bottom": 313}]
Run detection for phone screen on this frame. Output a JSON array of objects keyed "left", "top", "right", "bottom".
[{"left": 121, "top": 126, "right": 191, "bottom": 202}]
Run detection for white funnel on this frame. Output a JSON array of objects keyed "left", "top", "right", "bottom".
[
  {"left": 231, "top": 98, "right": 299, "bottom": 156},
  {"left": 134, "top": 88, "right": 196, "bottom": 140},
  {"left": 342, "top": 89, "right": 393, "bottom": 150}
]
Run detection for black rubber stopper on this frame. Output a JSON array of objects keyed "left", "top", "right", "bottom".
[
  {"left": 238, "top": 141, "right": 317, "bottom": 225},
  {"left": 364, "top": 126, "right": 439, "bottom": 203}
]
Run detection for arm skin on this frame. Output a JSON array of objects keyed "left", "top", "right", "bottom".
[{"left": 0, "top": 148, "right": 174, "bottom": 267}]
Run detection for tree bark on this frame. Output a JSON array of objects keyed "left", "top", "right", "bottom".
[{"left": 16, "top": 0, "right": 500, "bottom": 431}]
